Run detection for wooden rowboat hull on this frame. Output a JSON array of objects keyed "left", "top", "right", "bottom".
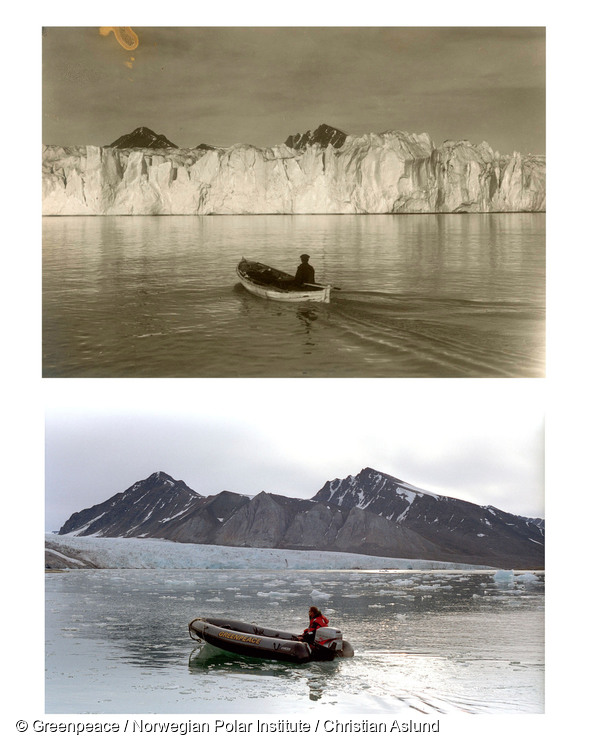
[{"left": 236, "top": 259, "right": 331, "bottom": 303}]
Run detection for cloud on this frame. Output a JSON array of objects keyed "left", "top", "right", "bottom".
[{"left": 45, "top": 379, "right": 544, "bottom": 531}]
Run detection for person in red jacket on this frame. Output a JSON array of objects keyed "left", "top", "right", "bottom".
[{"left": 301, "top": 606, "right": 328, "bottom": 644}]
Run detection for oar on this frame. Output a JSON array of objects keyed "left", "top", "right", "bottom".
[{"left": 304, "top": 282, "right": 342, "bottom": 291}]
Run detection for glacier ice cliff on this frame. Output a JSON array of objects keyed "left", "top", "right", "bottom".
[{"left": 42, "top": 130, "right": 545, "bottom": 216}]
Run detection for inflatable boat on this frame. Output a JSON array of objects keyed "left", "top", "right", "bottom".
[
  {"left": 236, "top": 259, "right": 332, "bottom": 303},
  {"left": 188, "top": 616, "right": 354, "bottom": 663}
]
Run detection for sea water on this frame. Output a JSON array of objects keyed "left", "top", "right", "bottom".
[
  {"left": 45, "top": 568, "right": 544, "bottom": 714},
  {"left": 42, "top": 214, "right": 545, "bottom": 377}
]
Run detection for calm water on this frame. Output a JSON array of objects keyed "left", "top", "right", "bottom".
[
  {"left": 42, "top": 214, "right": 545, "bottom": 377},
  {"left": 45, "top": 569, "right": 544, "bottom": 714}
]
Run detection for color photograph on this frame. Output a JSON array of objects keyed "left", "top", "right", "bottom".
[{"left": 44, "top": 380, "right": 544, "bottom": 715}]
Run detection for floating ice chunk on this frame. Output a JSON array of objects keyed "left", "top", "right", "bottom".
[
  {"left": 257, "top": 591, "right": 295, "bottom": 599},
  {"left": 413, "top": 583, "right": 443, "bottom": 591},
  {"left": 391, "top": 578, "right": 415, "bottom": 587},
  {"left": 515, "top": 572, "right": 540, "bottom": 584},
  {"left": 493, "top": 569, "right": 514, "bottom": 583}
]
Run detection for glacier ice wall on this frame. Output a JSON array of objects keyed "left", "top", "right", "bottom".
[{"left": 42, "top": 131, "right": 545, "bottom": 216}]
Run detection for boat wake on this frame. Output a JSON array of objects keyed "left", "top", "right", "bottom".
[
  {"left": 188, "top": 645, "right": 535, "bottom": 713},
  {"left": 327, "top": 292, "right": 544, "bottom": 377},
  {"left": 188, "top": 645, "right": 298, "bottom": 676}
]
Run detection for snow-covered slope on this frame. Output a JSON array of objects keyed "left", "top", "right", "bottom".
[
  {"left": 45, "top": 534, "right": 495, "bottom": 570},
  {"left": 42, "top": 130, "right": 545, "bottom": 215}
]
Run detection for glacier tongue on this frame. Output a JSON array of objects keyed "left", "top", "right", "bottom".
[
  {"left": 45, "top": 534, "right": 496, "bottom": 570},
  {"left": 42, "top": 130, "right": 545, "bottom": 216}
]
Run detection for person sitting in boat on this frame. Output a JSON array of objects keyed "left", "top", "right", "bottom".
[
  {"left": 300, "top": 605, "right": 328, "bottom": 644},
  {"left": 276, "top": 253, "right": 315, "bottom": 288},
  {"left": 293, "top": 254, "right": 316, "bottom": 286}
]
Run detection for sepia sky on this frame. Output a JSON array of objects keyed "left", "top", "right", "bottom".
[
  {"left": 42, "top": 25, "right": 545, "bottom": 155},
  {"left": 44, "top": 379, "right": 545, "bottom": 532}
]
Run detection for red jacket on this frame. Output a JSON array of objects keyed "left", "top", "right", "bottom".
[{"left": 304, "top": 614, "right": 328, "bottom": 635}]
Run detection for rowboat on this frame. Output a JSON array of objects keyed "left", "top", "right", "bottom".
[
  {"left": 236, "top": 258, "right": 331, "bottom": 303},
  {"left": 189, "top": 616, "right": 354, "bottom": 663}
]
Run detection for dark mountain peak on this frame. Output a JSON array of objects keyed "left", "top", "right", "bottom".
[
  {"left": 128, "top": 470, "right": 193, "bottom": 493},
  {"left": 251, "top": 491, "right": 285, "bottom": 505},
  {"left": 313, "top": 467, "right": 439, "bottom": 510},
  {"left": 359, "top": 466, "right": 380, "bottom": 475},
  {"left": 355, "top": 466, "right": 404, "bottom": 483},
  {"left": 310, "top": 468, "right": 544, "bottom": 567},
  {"left": 357, "top": 466, "right": 433, "bottom": 486},
  {"left": 285, "top": 123, "right": 347, "bottom": 150},
  {"left": 58, "top": 471, "right": 203, "bottom": 537},
  {"left": 210, "top": 489, "right": 247, "bottom": 499},
  {"left": 330, "top": 466, "right": 412, "bottom": 486},
  {"left": 204, "top": 490, "right": 250, "bottom": 512},
  {"left": 109, "top": 126, "right": 178, "bottom": 149},
  {"left": 145, "top": 470, "right": 176, "bottom": 483}
]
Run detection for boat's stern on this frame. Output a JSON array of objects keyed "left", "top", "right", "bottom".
[{"left": 312, "top": 626, "right": 354, "bottom": 659}]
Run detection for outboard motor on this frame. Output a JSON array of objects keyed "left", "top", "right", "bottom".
[{"left": 314, "top": 626, "right": 344, "bottom": 652}]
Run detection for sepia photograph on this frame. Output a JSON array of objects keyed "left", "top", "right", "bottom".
[{"left": 42, "top": 25, "right": 545, "bottom": 378}]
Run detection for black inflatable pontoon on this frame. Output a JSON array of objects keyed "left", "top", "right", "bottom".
[{"left": 188, "top": 616, "right": 354, "bottom": 663}]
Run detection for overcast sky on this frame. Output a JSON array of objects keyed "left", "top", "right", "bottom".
[
  {"left": 42, "top": 25, "right": 545, "bottom": 156},
  {"left": 44, "top": 379, "right": 545, "bottom": 532}
]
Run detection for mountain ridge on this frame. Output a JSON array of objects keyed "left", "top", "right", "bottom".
[{"left": 57, "top": 468, "right": 544, "bottom": 568}]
